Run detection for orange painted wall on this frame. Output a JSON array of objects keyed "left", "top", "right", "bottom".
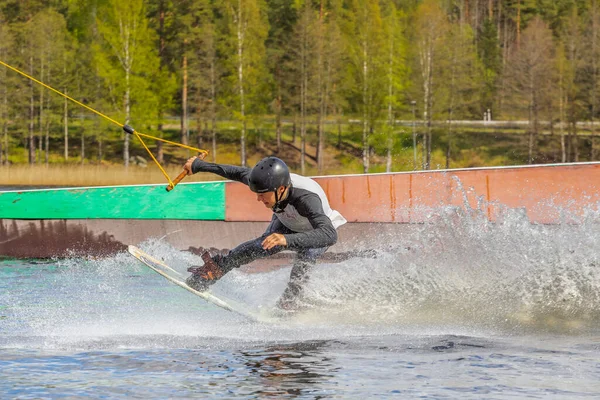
[{"left": 225, "top": 163, "right": 600, "bottom": 224}]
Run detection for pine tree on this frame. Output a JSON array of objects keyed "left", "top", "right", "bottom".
[
  {"left": 185, "top": 0, "right": 223, "bottom": 162},
  {"left": 441, "top": 22, "right": 483, "bottom": 168},
  {"left": 478, "top": 18, "right": 501, "bottom": 114}
]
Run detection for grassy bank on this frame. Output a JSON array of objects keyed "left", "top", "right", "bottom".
[
  {"left": 1, "top": 118, "right": 596, "bottom": 187},
  {"left": 0, "top": 164, "right": 224, "bottom": 187}
]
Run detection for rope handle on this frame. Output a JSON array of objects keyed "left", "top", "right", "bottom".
[
  {"left": 166, "top": 170, "right": 188, "bottom": 192},
  {"left": 166, "top": 152, "right": 207, "bottom": 192}
]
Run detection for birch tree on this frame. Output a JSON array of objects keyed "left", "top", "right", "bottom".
[
  {"left": 381, "top": 2, "right": 407, "bottom": 172},
  {"left": 95, "top": 0, "right": 161, "bottom": 167},
  {"left": 0, "top": 22, "right": 12, "bottom": 165},
  {"left": 27, "top": 10, "right": 69, "bottom": 165},
  {"left": 349, "top": 0, "right": 386, "bottom": 173},
  {"left": 289, "top": 1, "right": 317, "bottom": 174},
  {"left": 414, "top": 0, "right": 449, "bottom": 169},
  {"left": 223, "top": 0, "right": 269, "bottom": 167}
]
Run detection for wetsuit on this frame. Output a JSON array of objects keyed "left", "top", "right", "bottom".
[{"left": 191, "top": 159, "right": 346, "bottom": 307}]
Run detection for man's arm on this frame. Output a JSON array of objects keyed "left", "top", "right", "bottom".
[
  {"left": 283, "top": 192, "right": 337, "bottom": 249},
  {"left": 187, "top": 157, "right": 251, "bottom": 185}
]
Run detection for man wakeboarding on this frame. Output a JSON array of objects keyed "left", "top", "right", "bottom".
[{"left": 182, "top": 156, "right": 347, "bottom": 310}]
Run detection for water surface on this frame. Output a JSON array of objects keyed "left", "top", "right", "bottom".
[{"left": 2, "top": 202, "right": 600, "bottom": 398}]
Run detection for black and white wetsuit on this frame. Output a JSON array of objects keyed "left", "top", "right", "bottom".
[{"left": 191, "top": 159, "right": 347, "bottom": 307}]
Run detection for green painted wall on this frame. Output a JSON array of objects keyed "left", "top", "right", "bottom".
[{"left": 0, "top": 182, "right": 225, "bottom": 220}]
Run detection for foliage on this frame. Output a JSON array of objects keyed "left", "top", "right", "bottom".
[{"left": 2, "top": 0, "right": 600, "bottom": 173}]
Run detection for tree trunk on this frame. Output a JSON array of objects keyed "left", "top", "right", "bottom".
[
  {"left": 386, "top": 29, "right": 394, "bottom": 173},
  {"left": 567, "top": 118, "right": 573, "bottom": 162},
  {"left": 210, "top": 58, "right": 217, "bottom": 162},
  {"left": 362, "top": 45, "right": 369, "bottom": 174},
  {"left": 44, "top": 64, "right": 50, "bottom": 166},
  {"left": 29, "top": 56, "right": 35, "bottom": 164},
  {"left": 196, "top": 99, "right": 203, "bottom": 152},
  {"left": 317, "top": 0, "right": 325, "bottom": 173},
  {"left": 337, "top": 111, "right": 342, "bottom": 150},
  {"left": 80, "top": 113, "right": 85, "bottom": 164},
  {"left": 63, "top": 95, "right": 69, "bottom": 161},
  {"left": 236, "top": 0, "right": 247, "bottom": 167},
  {"left": 63, "top": 55, "right": 69, "bottom": 161},
  {"left": 516, "top": 0, "right": 521, "bottom": 49},
  {"left": 592, "top": 0, "right": 599, "bottom": 160},
  {"left": 292, "top": 118, "right": 297, "bottom": 144},
  {"left": 573, "top": 120, "right": 579, "bottom": 161},
  {"left": 559, "top": 65, "right": 566, "bottom": 163},
  {"left": 2, "top": 122, "right": 6, "bottom": 165},
  {"left": 257, "top": 123, "right": 263, "bottom": 149},
  {"left": 276, "top": 85, "right": 282, "bottom": 154},
  {"left": 528, "top": 103, "right": 534, "bottom": 164},
  {"left": 300, "top": 22, "right": 307, "bottom": 175},
  {"left": 420, "top": 42, "right": 433, "bottom": 170},
  {"left": 182, "top": 39, "right": 189, "bottom": 146},
  {"left": 1, "top": 84, "right": 6, "bottom": 163},
  {"left": 124, "top": 68, "right": 131, "bottom": 167},
  {"left": 300, "top": 76, "right": 306, "bottom": 174}
]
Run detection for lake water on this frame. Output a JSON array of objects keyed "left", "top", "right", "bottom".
[{"left": 2, "top": 203, "right": 600, "bottom": 398}]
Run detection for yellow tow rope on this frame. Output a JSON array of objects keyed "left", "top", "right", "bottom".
[{"left": 0, "top": 59, "right": 207, "bottom": 191}]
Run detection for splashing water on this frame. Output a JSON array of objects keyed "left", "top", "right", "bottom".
[
  {"left": 2, "top": 187, "right": 600, "bottom": 352},
  {"left": 301, "top": 183, "right": 600, "bottom": 334}
]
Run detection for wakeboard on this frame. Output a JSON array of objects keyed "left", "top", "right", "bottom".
[{"left": 128, "top": 245, "right": 265, "bottom": 321}]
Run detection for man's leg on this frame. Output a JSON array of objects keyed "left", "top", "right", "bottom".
[
  {"left": 276, "top": 246, "right": 328, "bottom": 310},
  {"left": 187, "top": 217, "right": 290, "bottom": 291}
]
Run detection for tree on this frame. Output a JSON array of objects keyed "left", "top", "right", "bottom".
[
  {"left": 27, "top": 10, "right": 70, "bottom": 165},
  {"left": 478, "top": 18, "right": 501, "bottom": 114},
  {"left": 505, "top": 17, "right": 557, "bottom": 164},
  {"left": 561, "top": 8, "right": 586, "bottom": 162},
  {"left": 147, "top": 0, "right": 179, "bottom": 163},
  {"left": 413, "top": 0, "right": 450, "bottom": 169},
  {"left": 0, "top": 21, "right": 13, "bottom": 165},
  {"left": 222, "top": 0, "right": 270, "bottom": 167},
  {"left": 265, "top": 0, "right": 298, "bottom": 155},
  {"left": 289, "top": 1, "right": 317, "bottom": 174},
  {"left": 95, "top": 0, "right": 162, "bottom": 167},
  {"left": 583, "top": 0, "right": 600, "bottom": 159},
  {"left": 381, "top": 1, "right": 408, "bottom": 172},
  {"left": 348, "top": 0, "right": 386, "bottom": 173},
  {"left": 185, "top": 0, "right": 223, "bottom": 162},
  {"left": 441, "top": 22, "right": 483, "bottom": 168}
]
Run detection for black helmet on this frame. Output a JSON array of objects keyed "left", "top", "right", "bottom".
[{"left": 248, "top": 157, "right": 291, "bottom": 193}]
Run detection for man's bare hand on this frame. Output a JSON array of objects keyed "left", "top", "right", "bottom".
[
  {"left": 183, "top": 156, "right": 199, "bottom": 175},
  {"left": 183, "top": 153, "right": 207, "bottom": 175},
  {"left": 262, "top": 233, "right": 287, "bottom": 250}
]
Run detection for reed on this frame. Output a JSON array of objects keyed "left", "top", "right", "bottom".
[{"left": 0, "top": 164, "right": 221, "bottom": 187}]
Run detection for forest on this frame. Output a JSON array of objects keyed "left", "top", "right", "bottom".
[{"left": 0, "top": 0, "right": 599, "bottom": 176}]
